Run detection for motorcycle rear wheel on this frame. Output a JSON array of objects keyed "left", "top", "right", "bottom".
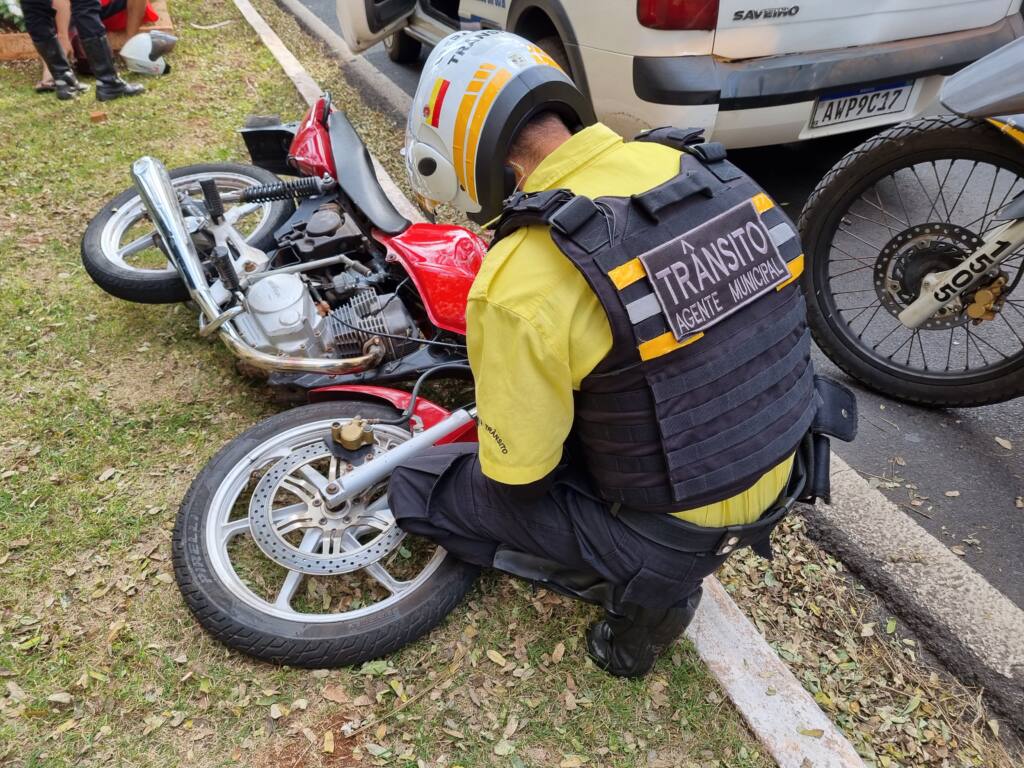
[
  {"left": 172, "top": 401, "right": 478, "bottom": 667},
  {"left": 81, "top": 163, "right": 294, "bottom": 304},
  {"left": 799, "top": 116, "right": 1024, "bottom": 406}
]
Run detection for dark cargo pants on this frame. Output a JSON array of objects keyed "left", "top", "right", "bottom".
[
  {"left": 21, "top": 0, "right": 106, "bottom": 44},
  {"left": 388, "top": 443, "right": 731, "bottom": 611}
]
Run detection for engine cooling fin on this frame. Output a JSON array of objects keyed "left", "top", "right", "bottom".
[{"left": 325, "top": 290, "right": 420, "bottom": 359}]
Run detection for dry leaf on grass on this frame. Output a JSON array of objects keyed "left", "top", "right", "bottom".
[
  {"left": 551, "top": 642, "right": 565, "bottom": 663},
  {"left": 322, "top": 685, "right": 348, "bottom": 704},
  {"left": 486, "top": 649, "right": 507, "bottom": 667}
]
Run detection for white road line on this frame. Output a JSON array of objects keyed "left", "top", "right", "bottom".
[{"left": 234, "top": 2, "right": 866, "bottom": 763}]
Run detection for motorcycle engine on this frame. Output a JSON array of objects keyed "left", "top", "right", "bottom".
[
  {"left": 324, "top": 289, "right": 421, "bottom": 360},
  {"left": 235, "top": 274, "right": 420, "bottom": 362},
  {"left": 240, "top": 273, "right": 323, "bottom": 356}
]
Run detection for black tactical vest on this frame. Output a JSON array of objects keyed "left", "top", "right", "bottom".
[{"left": 491, "top": 128, "right": 817, "bottom": 513}]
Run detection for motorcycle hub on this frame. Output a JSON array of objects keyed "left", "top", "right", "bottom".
[
  {"left": 247, "top": 439, "right": 405, "bottom": 576},
  {"left": 874, "top": 223, "right": 984, "bottom": 329}
]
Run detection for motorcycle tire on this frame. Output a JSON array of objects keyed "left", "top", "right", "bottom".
[
  {"left": 172, "top": 401, "right": 478, "bottom": 668},
  {"left": 799, "top": 116, "right": 1024, "bottom": 407},
  {"left": 81, "top": 163, "right": 294, "bottom": 304}
]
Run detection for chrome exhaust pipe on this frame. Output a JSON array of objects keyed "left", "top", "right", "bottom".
[
  {"left": 131, "top": 156, "right": 385, "bottom": 375},
  {"left": 216, "top": 325, "right": 384, "bottom": 374},
  {"left": 131, "top": 156, "right": 222, "bottom": 321}
]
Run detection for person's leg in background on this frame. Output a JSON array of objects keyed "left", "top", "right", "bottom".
[
  {"left": 124, "top": 0, "right": 147, "bottom": 38},
  {"left": 70, "top": 0, "right": 145, "bottom": 101},
  {"left": 35, "top": 0, "right": 71, "bottom": 91},
  {"left": 22, "top": 0, "right": 88, "bottom": 99}
]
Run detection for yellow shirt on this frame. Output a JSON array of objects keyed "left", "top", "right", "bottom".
[{"left": 466, "top": 123, "right": 793, "bottom": 527}]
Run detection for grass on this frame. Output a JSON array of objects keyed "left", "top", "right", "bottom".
[
  {"left": 0, "top": 2, "right": 769, "bottom": 766},
  {"left": 2, "top": 2, "right": 1021, "bottom": 766}
]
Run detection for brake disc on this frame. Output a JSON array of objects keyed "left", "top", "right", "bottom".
[
  {"left": 874, "top": 223, "right": 983, "bottom": 330},
  {"left": 248, "top": 440, "right": 404, "bottom": 576}
]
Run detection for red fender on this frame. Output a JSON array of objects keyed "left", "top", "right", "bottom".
[{"left": 307, "top": 385, "right": 477, "bottom": 444}]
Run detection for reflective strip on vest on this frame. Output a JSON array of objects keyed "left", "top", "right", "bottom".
[{"left": 776, "top": 254, "right": 804, "bottom": 291}]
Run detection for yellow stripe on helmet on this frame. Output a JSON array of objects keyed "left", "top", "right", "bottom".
[{"left": 464, "top": 68, "right": 512, "bottom": 202}]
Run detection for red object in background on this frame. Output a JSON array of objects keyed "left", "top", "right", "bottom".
[
  {"left": 288, "top": 97, "right": 337, "bottom": 179},
  {"left": 100, "top": 0, "right": 159, "bottom": 32},
  {"left": 375, "top": 224, "right": 486, "bottom": 336},
  {"left": 307, "top": 386, "right": 478, "bottom": 443},
  {"left": 636, "top": 0, "right": 719, "bottom": 30}
]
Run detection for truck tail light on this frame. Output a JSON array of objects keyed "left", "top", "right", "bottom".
[{"left": 637, "top": 0, "right": 720, "bottom": 30}]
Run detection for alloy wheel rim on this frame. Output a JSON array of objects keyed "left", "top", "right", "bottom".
[
  {"left": 99, "top": 172, "right": 274, "bottom": 274},
  {"left": 203, "top": 417, "right": 446, "bottom": 624}
]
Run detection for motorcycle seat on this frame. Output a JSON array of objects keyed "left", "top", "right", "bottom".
[{"left": 328, "top": 110, "right": 411, "bottom": 235}]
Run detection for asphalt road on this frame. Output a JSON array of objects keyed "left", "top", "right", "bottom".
[{"left": 297, "top": 1, "right": 1024, "bottom": 609}]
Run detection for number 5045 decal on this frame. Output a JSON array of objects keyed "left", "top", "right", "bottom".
[{"left": 932, "top": 241, "right": 1011, "bottom": 303}]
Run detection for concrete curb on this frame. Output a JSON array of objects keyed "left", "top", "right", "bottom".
[
  {"left": 805, "top": 455, "right": 1024, "bottom": 729},
  {"left": 231, "top": 0, "right": 420, "bottom": 223},
  {"left": 232, "top": 2, "right": 864, "bottom": 765},
  {"left": 274, "top": 0, "right": 412, "bottom": 124},
  {"left": 688, "top": 579, "right": 865, "bottom": 766}
]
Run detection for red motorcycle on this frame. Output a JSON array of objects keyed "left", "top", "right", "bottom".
[
  {"left": 126, "top": 95, "right": 487, "bottom": 666},
  {"left": 82, "top": 93, "right": 480, "bottom": 394}
]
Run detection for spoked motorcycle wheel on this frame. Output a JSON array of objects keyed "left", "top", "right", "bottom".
[
  {"left": 172, "top": 401, "right": 478, "bottom": 667},
  {"left": 81, "top": 163, "right": 294, "bottom": 304},
  {"left": 799, "top": 116, "right": 1024, "bottom": 406}
]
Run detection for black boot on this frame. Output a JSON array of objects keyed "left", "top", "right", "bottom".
[
  {"left": 586, "top": 589, "right": 703, "bottom": 678},
  {"left": 80, "top": 35, "right": 144, "bottom": 102},
  {"left": 32, "top": 37, "right": 88, "bottom": 101}
]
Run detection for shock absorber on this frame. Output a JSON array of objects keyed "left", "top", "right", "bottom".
[
  {"left": 237, "top": 174, "right": 336, "bottom": 203},
  {"left": 210, "top": 246, "right": 241, "bottom": 293}
]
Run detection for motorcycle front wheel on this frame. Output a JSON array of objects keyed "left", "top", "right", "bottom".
[
  {"left": 81, "top": 163, "right": 294, "bottom": 304},
  {"left": 799, "top": 116, "right": 1024, "bottom": 406},
  {"left": 172, "top": 401, "right": 478, "bottom": 667}
]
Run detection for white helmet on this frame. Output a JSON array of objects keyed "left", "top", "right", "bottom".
[
  {"left": 120, "top": 31, "right": 177, "bottom": 76},
  {"left": 405, "top": 30, "right": 594, "bottom": 225}
]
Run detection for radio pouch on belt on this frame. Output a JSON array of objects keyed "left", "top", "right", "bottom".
[{"left": 800, "top": 376, "right": 858, "bottom": 504}]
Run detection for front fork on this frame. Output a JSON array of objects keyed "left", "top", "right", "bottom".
[
  {"left": 321, "top": 407, "right": 477, "bottom": 509},
  {"left": 898, "top": 216, "right": 1024, "bottom": 328}
]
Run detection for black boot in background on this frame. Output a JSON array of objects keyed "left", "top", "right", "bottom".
[
  {"left": 32, "top": 36, "right": 88, "bottom": 101},
  {"left": 586, "top": 589, "right": 703, "bottom": 678},
  {"left": 80, "top": 35, "right": 144, "bottom": 102}
]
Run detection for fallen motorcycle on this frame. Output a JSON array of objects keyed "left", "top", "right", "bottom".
[
  {"left": 799, "top": 37, "right": 1024, "bottom": 406},
  {"left": 101, "top": 95, "right": 497, "bottom": 666},
  {"left": 82, "top": 94, "right": 481, "bottom": 393}
]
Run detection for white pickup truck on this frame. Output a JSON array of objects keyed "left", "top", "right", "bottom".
[{"left": 336, "top": 0, "right": 1023, "bottom": 148}]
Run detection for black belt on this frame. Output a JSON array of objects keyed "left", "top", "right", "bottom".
[{"left": 614, "top": 438, "right": 809, "bottom": 559}]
